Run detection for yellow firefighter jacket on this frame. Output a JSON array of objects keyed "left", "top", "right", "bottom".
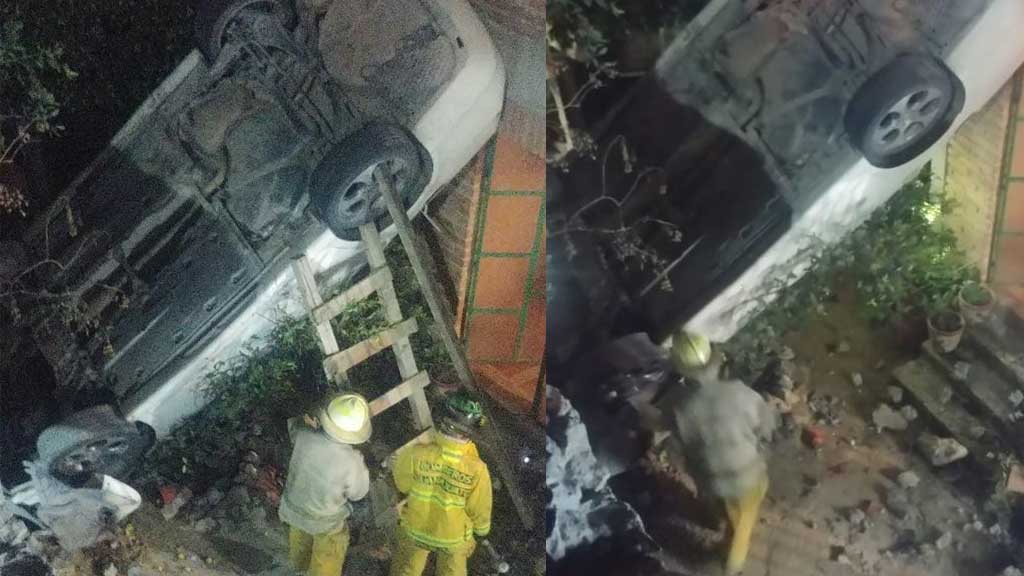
[{"left": 392, "top": 432, "right": 492, "bottom": 549}]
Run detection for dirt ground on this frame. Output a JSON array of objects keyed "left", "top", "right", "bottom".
[{"left": 619, "top": 290, "right": 1019, "bottom": 576}]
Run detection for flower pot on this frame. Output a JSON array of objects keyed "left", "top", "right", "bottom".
[
  {"left": 958, "top": 282, "right": 995, "bottom": 323},
  {"left": 927, "top": 310, "right": 965, "bottom": 353}
]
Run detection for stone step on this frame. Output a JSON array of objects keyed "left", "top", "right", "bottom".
[
  {"left": 967, "top": 303, "right": 1024, "bottom": 390},
  {"left": 921, "top": 340, "right": 1024, "bottom": 458},
  {"left": 891, "top": 359, "right": 1001, "bottom": 485}
]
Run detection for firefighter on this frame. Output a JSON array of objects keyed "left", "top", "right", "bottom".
[
  {"left": 279, "top": 393, "right": 372, "bottom": 576},
  {"left": 389, "top": 390, "right": 493, "bottom": 576},
  {"left": 662, "top": 330, "right": 777, "bottom": 575}
]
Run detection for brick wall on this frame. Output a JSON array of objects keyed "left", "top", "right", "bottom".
[
  {"left": 943, "top": 80, "right": 1013, "bottom": 280},
  {"left": 992, "top": 72, "right": 1024, "bottom": 316}
]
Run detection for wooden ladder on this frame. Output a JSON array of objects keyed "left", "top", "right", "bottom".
[
  {"left": 290, "top": 167, "right": 534, "bottom": 528},
  {"left": 291, "top": 221, "right": 435, "bottom": 439}
]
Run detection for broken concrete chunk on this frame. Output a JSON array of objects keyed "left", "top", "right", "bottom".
[
  {"left": 1006, "top": 464, "right": 1024, "bottom": 494},
  {"left": 1001, "top": 566, "right": 1024, "bottom": 576},
  {"left": 847, "top": 508, "right": 866, "bottom": 526},
  {"left": 970, "top": 425, "right": 987, "bottom": 440},
  {"left": 779, "top": 346, "right": 796, "bottom": 361},
  {"left": 1011, "top": 390, "right": 1024, "bottom": 407},
  {"left": 162, "top": 487, "right": 193, "bottom": 520},
  {"left": 900, "top": 405, "right": 918, "bottom": 422},
  {"left": 888, "top": 386, "right": 904, "bottom": 404},
  {"left": 837, "top": 341, "right": 851, "bottom": 353},
  {"left": 897, "top": 471, "right": 920, "bottom": 489},
  {"left": 917, "top": 434, "right": 968, "bottom": 466},
  {"left": 104, "top": 565, "right": 119, "bottom": 576},
  {"left": 935, "top": 532, "right": 953, "bottom": 551},
  {"left": 884, "top": 489, "right": 913, "bottom": 519},
  {"left": 873, "top": 404, "right": 908, "bottom": 432},
  {"left": 851, "top": 372, "right": 863, "bottom": 388}
]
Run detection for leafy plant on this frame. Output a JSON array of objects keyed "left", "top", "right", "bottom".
[
  {"left": 960, "top": 281, "right": 992, "bottom": 306},
  {"left": 724, "top": 166, "right": 979, "bottom": 380},
  {"left": 0, "top": 18, "right": 76, "bottom": 216}
]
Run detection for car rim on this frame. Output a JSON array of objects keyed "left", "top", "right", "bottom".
[
  {"left": 334, "top": 159, "right": 409, "bottom": 225},
  {"left": 869, "top": 86, "right": 948, "bottom": 155},
  {"left": 54, "top": 436, "right": 131, "bottom": 477}
]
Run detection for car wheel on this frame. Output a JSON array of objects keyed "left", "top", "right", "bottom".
[
  {"left": 195, "top": 0, "right": 295, "bottom": 63},
  {"left": 36, "top": 405, "right": 153, "bottom": 484},
  {"left": 844, "top": 53, "right": 965, "bottom": 169},
  {"left": 309, "top": 122, "right": 431, "bottom": 241}
]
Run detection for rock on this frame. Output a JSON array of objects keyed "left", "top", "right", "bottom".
[
  {"left": 194, "top": 518, "right": 218, "bottom": 533},
  {"left": 128, "top": 568, "right": 144, "bottom": 576},
  {"left": 837, "top": 554, "right": 853, "bottom": 566},
  {"left": 970, "top": 425, "right": 987, "bottom": 440},
  {"left": 104, "top": 565, "right": 119, "bottom": 576},
  {"left": 885, "top": 489, "right": 913, "bottom": 519},
  {"left": 240, "top": 463, "right": 259, "bottom": 478},
  {"left": 875, "top": 360, "right": 886, "bottom": 370},
  {"left": 1011, "top": 391, "right": 1024, "bottom": 407},
  {"left": 888, "top": 386, "right": 904, "bottom": 404},
  {"left": 917, "top": 434, "right": 968, "bottom": 466},
  {"left": 851, "top": 372, "right": 863, "bottom": 388},
  {"left": 848, "top": 508, "right": 866, "bottom": 526},
  {"left": 900, "top": 405, "right": 918, "bottom": 422},
  {"left": 1006, "top": 464, "right": 1024, "bottom": 494},
  {"left": 779, "top": 346, "right": 796, "bottom": 361},
  {"left": 1001, "top": 567, "right": 1023, "bottom": 576},
  {"left": 778, "top": 374, "right": 795, "bottom": 392},
  {"left": 935, "top": 532, "right": 953, "bottom": 550},
  {"left": 897, "top": 471, "right": 920, "bottom": 489},
  {"left": 243, "top": 450, "right": 260, "bottom": 465},
  {"left": 873, "top": 404, "right": 908, "bottom": 432},
  {"left": 837, "top": 341, "right": 851, "bottom": 353}
]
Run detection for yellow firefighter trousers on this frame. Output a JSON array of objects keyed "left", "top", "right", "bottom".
[
  {"left": 389, "top": 531, "right": 476, "bottom": 576},
  {"left": 289, "top": 524, "right": 350, "bottom": 576},
  {"left": 723, "top": 474, "right": 769, "bottom": 574}
]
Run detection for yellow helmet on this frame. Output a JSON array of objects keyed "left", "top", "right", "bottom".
[
  {"left": 671, "top": 330, "right": 712, "bottom": 372},
  {"left": 320, "top": 393, "right": 372, "bottom": 445}
]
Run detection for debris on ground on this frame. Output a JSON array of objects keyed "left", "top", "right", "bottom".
[
  {"left": 884, "top": 488, "right": 913, "bottom": 519},
  {"left": 837, "top": 341, "right": 851, "bottom": 354},
  {"left": 1006, "top": 464, "right": 1024, "bottom": 494},
  {"left": 808, "top": 393, "right": 843, "bottom": 426},
  {"left": 935, "top": 531, "right": 953, "bottom": 550},
  {"left": 1010, "top": 390, "right": 1024, "bottom": 408},
  {"left": 779, "top": 346, "right": 796, "bottom": 361},
  {"left": 897, "top": 471, "right": 921, "bottom": 489},
  {"left": 1002, "top": 566, "right": 1024, "bottom": 576},
  {"left": 900, "top": 405, "right": 919, "bottom": 422},
  {"left": 953, "top": 362, "right": 971, "bottom": 381},
  {"left": 851, "top": 372, "right": 863, "bottom": 388},
  {"left": 873, "top": 403, "right": 908, "bottom": 432},
  {"left": 888, "top": 386, "right": 904, "bottom": 404},
  {"left": 802, "top": 426, "right": 826, "bottom": 449},
  {"left": 917, "top": 434, "right": 969, "bottom": 467},
  {"left": 162, "top": 487, "right": 193, "bottom": 520}
]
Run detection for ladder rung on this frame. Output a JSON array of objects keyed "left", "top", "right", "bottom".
[
  {"left": 369, "top": 371, "right": 430, "bottom": 416},
  {"left": 323, "top": 317, "right": 419, "bottom": 377},
  {"left": 312, "top": 267, "right": 393, "bottom": 325}
]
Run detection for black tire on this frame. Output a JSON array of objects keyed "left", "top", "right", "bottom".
[
  {"left": 310, "top": 122, "right": 431, "bottom": 241},
  {"left": 845, "top": 53, "right": 965, "bottom": 169},
  {"left": 195, "top": 0, "right": 295, "bottom": 63},
  {"left": 36, "top": 405, "right": 149, "bottom": 483}
]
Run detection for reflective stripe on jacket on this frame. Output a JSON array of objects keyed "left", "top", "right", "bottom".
[
  {"left": 278, "top": 418, "right": 371, "bottom": 535},
  {"left": 392, "top": 432, "right": 492, "bottom": 549}
]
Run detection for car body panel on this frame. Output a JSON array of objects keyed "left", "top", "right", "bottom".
[
  {"left": 673, "top": 0, "right": 1024, "bottom": 341},
  {"left": 22, "top": 0, "right": 504, "bottom": 437}
]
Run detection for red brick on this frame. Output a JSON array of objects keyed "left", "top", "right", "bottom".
[
  {"left": 474, "top": 256, "right": 530, "bottom": 309},
  {"left": 481, "top": 195, "right": 542, "bottom": 253},
  {"left": 467, "top": 313, "right": 519, "bottom": 360},
  {"left": 519, "top": 298, "right": 545, "bottom": 361},
  {"left": 490, "top": 135, "right": 545, "bottom": 192}
]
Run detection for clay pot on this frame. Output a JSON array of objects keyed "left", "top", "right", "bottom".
[
  {"left": 927, "top": 310, "right": 965, "bottom": 353},
  {"left": 957, "top": 282, "right": 995, "bottom": 323}
]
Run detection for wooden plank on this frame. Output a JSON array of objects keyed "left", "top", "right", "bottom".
[
  {"left": 292, "top": 256, "right": 347, "bottom": 384},
  {"left": 323, "top": 317, "right": 418, "bottom": 377},
  {"left": 369, "top": 371, "right": 430, "bottom": 416},
  {"left": 312, "top": 267, "right": 392, "bottom": 325},
  {"left": 374, "top": 169, "right": 476, "bottom": 390},
  {"left": 359, "top": 223, "right": 433, "bottom": 430},
  {"left": 375, "top": 167, "right": 535, "bottom": 529}
]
